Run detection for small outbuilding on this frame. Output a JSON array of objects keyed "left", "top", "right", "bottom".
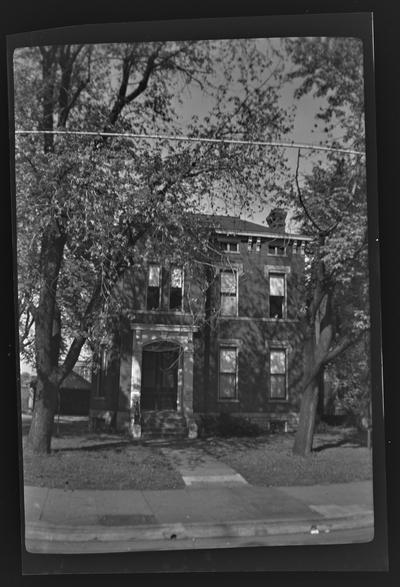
[{"left": 30, "top": 371, "right": 91, "bottom": 416}]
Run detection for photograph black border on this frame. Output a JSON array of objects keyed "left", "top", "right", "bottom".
[{"left": 2, "top": 2, "right": 394, "bottom": 580}]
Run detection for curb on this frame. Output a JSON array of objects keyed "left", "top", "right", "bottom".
[{"left": 25, "top": 512, "right": 374, "bottom": 543}]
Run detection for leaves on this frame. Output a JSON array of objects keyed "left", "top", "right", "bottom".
[
  {"left": 284, "top": 37, "right": 369, "bottom": 377},
  {"left": 15, "top": 39, "right": 291, "bottom": 367}
]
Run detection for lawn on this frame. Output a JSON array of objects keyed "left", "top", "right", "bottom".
[
  {"left": 21, "top": 415, "right": 372, "bottom": 490},
  {"left": 201, "top": 428, "right": 373, "bottom": 487},
  {"left": 22, "top": 416, "right": 185, "bottom": 490}
]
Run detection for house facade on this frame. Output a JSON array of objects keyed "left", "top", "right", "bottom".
[{"left": 89, "top": 212, "right": 311, "bottom": 437}]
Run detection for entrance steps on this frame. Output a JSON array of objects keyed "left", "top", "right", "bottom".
[{"left": 141, "top": 410, "right": 188, "bottom": 439}]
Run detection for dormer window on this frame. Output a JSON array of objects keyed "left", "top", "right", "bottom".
[
  {"left": 169, "top": 267, "right": 183, "bottom": 311},
  {"left": 220, "top": 241, "right": 239, "bottom": 253},
  {"left": 147, "top": 264, "right": 161, "bottom": 310}
]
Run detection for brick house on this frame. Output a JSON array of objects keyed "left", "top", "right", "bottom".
[{"left": 89, "top": 211, "right": 311, "bottom": 437}]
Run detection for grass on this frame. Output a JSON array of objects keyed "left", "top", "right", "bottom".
[
  {"left": 22, "top": 415, "right": 185, "bottom": 490},
  {"left": 21, "top": 415, "right": 372, "bottom": 490},
  {"left": 200, "top": 428, "right": 373, "bottom": 487}
]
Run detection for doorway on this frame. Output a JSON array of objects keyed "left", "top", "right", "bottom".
[{"left": 141, "top": 342, "right": 180, "bottom": 411}]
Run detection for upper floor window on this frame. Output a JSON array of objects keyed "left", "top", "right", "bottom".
[
  {"left": 147, "top": 264, "right": 161, "bottom": 310},
  {"left": 219, "top": 346, "right": 238, "bottom": 400},
  {"left": 269, "top": 349, "right": 287, "bottom": 400},
  {"left": 220, "top": 270, "right": 238, "bottom": 316},
  {"left": 268, "top": 244, "right": 286, "bottom": 256},
  {"left": 169, "top": 267, "right": 183, "bottom": 311},
  {"left": 220, "top": 241, "right": 239, "bottom": 253},
  {"left": 269, "top": 273, "right": 285, "bottom": 319}
]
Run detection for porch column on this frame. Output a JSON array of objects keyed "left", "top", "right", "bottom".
[
  {"left": 183, "top": 339, "right": 198, "bottom": 438},
  {"left": 129, "top": 329, "right": 143, "bottom": 438}
]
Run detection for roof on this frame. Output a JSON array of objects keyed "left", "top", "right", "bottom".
[
  {"left": 201, "top": 214, "right": 273, "bottom": 234},
  {"left": 31, "top": 371, "right": 91, "bottom": 391},
  {"left": 196, "top": 213, "right": 311, "bottom": 240}
]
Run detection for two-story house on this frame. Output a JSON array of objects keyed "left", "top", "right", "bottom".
[{"left": 89, "top": 210, "right": 311, "bottom": 438}]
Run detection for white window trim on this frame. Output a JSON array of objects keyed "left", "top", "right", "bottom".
[
  {"left": 219, "top": 239, "right": 240, "bottom": 253},
  {"left": 268, "top": 244, "right": 287, "bottom": 256},
  {"left": 266, "top": 342, "right": 289, "bottom": 402},
  {"left": 264, "top": 265, "right": 290, "bottom": 320},
  {"left": 218, "top": 341, "right": 240, "bottom": 402},
  {"left": 168, "top": 265, "right": 184, "bottom": 312},
  {"left": 220, "top": 268, "right": 238, "bottom": 317},
  {"left": 218, "top": 264, "right": 243, "bottom": 318},
  {"left": 146, "top": 263, "right": 162, "bottom": 311}
]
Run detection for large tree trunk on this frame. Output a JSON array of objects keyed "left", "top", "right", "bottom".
[
  {"left": 28, "top": 221, "right": 66, "bottom": 454},
  {"left": 293, "top": 292, "right": 334, "bottom": 456},
  {"left": 28, "top": 374, "right": 59, "bottom": 453},
  {"left": 293, "top": 337, "right": 321, "bottom": 455},
  {"left": 293, "top": 382, "right": 320, "bottom": 456}
]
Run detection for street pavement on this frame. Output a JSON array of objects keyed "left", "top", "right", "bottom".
[{"left": 23, "top": 444, "right": 374, "bottom": 553}]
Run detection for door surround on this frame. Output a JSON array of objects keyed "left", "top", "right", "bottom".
[{"left": 129, "top": 323, "right": 197, "bottom": 437}]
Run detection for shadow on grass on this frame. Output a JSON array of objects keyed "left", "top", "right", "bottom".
[
  {"left": 52, "top": 440, "right": 132, "bottom": 453},
  {"left": 21, "top": 416, "right": 89, "bottom": 437},
  {"left": 313, "top": 428, "right": 367, "bottom": 452}
]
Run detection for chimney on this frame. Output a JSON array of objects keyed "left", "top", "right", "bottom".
[{"left": 266, "top": 208, "right": 287, "bottom": 232}]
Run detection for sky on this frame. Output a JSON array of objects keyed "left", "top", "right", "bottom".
[{"left": 159, "top": 37, "right": 356, "bottom": 229}]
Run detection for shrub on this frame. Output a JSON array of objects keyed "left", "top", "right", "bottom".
[{"left": 197, "top": 412, "right": 262, "bottom": 438}]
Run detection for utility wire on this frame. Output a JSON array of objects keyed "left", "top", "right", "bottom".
[{"left": 15, "top": 129, "right": 365, "bottom": 157}]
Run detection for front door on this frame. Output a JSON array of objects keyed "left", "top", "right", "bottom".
[{"left": 141, "top": 344, "right": 179, "bottom": 411}]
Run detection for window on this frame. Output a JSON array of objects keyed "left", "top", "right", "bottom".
[
  {"left": 147, "top": 264, "right": 161, "bottom": 310},
  {"left": 269, "top": 273, "right": 285, "bottom": 318},
  {"left": 220, "top": 241, "right": 239, "bottom": 253},
  {"left": 268, "top": 244, "right": 286, "bottom": 255},
  {"left": 169, "top": 267, "right": 183, "bottom": 310},
  {"left": 269, "top": 349, "right": 287, "bottom": 400},
  {"left": 219, "top": 346, "right": 238, "bottom": 400},
  {"left": 220, "top": 270, "right": 237, "bottom": 316},
  {"left": 269, "top": 420, "right": 287, "bottom": 433}
]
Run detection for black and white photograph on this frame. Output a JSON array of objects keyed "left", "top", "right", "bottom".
[{"left": 8, "top": 12, "right": 387, "bottom": 572}]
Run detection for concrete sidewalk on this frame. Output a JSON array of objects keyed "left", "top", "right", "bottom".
[
  {"left": 161, "top": 446, "right": 248, "bottom": 487},
  {"left": 24, "top": 480, "right": 374, "bottom": 552}
]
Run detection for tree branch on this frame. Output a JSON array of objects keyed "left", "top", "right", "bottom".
[
  {"left": 294, "top": 149, "right": 326, "bottom": 234},
  {"left": 322, "top": 329, "right": 367, "bottom": 365},
  {"left": 324, "top": 178, "right": 358, "bottom": 235},
  {"left": 108, "top": 49, "right": 160, "bottom": 127},
  {"left": 58, "top": 45, "right": 91, "bottom": 128}
]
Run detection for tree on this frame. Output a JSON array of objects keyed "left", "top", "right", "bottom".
[
  {"left": 325, "top": 336, "right": 371, "bottom": 427},
  {"left": 14, "top": 40, "right": 290, "bottom": 453},
  {"left": 282, "top": 37, "right": 370, "bottom": 455}
]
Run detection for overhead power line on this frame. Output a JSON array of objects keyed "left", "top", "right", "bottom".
[{"left": 15, "top": 129, "right": 365, "bottom": 157}]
